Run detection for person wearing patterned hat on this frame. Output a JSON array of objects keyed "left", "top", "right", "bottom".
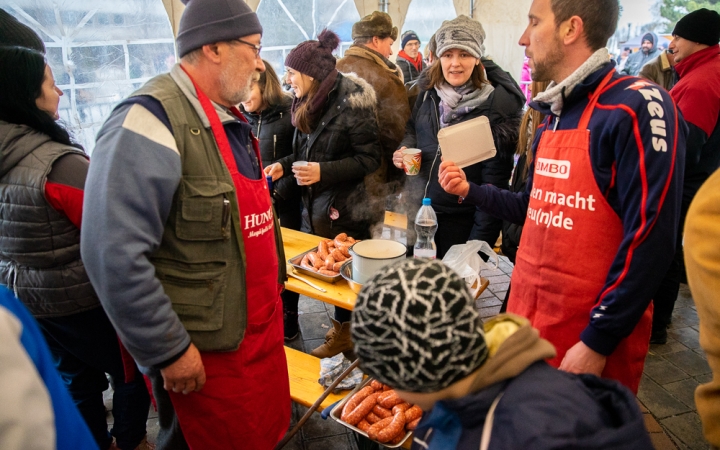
[
  {"left": 336, "top": 11, "right": 411, "bottom": 226},
  {"left": 397, "top": 30, "right": 426, "bottom": 83},
  {"left": 265, "top": 29, "right": 381, "bottom": 360},
  {"left": 82, "top": 0, "right": 291, "bottom": 448},
  {"left": 352, "top": 258, "right": 653, "bottom": 450},
  {"left": 393, "top": 15, "right": 524, "bottom": 259}
]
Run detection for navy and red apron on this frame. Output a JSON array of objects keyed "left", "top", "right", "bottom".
[
  {"left": 508, "top": 71, "right": 652, "bottom": 394},
  {"left": 167, "top": 70, "right": 291, "bottom": 449}
]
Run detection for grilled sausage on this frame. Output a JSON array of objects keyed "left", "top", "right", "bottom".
[
  {"left": 376, "top": 410, "right": 406, "bottom": 443},
  {"left": 341, "top": 386, "right": 374, "bottom": 422},
  {"left": 344, "top": 392, "right": 380, "bottom": 426},
  {"left": 392, "top": 403, "right": 410, "bottom": 415},
  {"left": 367, "top": 417, "right": 393, "bottom": 441},
  {"left": 370, "top": 380, "right": 384, "bottom": 391},
  {"left": 372, "top": 404, "right": 392, "bottom": 419},
  {"left": 317, "top": 241, "right": 329, "bottom": 260},
  {"left": 379, "top": 391, "right": 403, "bottom": 409},
  {"left": 404, "top": 405, "right": 423, "bottom": 423},
  {"left": 365, "top": 412, "right": 381, "bottom": 424},
  {"left": 356, "top": 419, "right": 371, "bottom": 432},
  {"left": 331, "top": 248, "right": 347, "bottom": 261},
  {"left": 324, "top": 255, "right": 335, "bottom": 270},
  {"left": 406, "top": 417, "right": 421, "bottom": 431}
]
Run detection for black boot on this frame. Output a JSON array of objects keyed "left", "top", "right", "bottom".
[{"left": 284, "top": 310, "right": 299, "bottom": 341}]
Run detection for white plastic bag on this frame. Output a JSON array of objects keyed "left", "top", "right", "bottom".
[{"left": 441, "top": 240, "right": 498, "bottom": 298}]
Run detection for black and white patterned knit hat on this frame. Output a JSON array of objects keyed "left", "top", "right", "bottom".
[{"left": 352, "top": 258, "right": 488, "bottom": 393}]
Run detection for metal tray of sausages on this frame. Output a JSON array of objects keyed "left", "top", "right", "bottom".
[
  {"left": 329, "top": 377, "right": 413, "bottom": 448},
  {"left": 288, "top": 247, "right": 343, "bottom": 284}
]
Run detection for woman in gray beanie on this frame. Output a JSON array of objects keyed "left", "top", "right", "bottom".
[
  {"left": 393, "top": 15, "right": 524, "bottom": 259},
  {"left": 264, "top": 30, "right": 381, "bottom": 359}
]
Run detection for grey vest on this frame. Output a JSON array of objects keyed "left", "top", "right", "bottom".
[
  {"left": 0, "top": 133, "right": 99, "bottom": 317},
  {"left": 130, "top": 74, "right": 285, "bottom": 352}
]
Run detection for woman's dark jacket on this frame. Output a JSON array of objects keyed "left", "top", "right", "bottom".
[
  {"left": 397, "top": 55, "right": 425, "bottom": 84},
  {"left": 411, "top": 361, "right": 654, "bottom": 450},
  {"left": 399, "top": 59, "right": 524, "bottom": 246},
  {"left": 242, "top": 95, "right": 301, "bottom": 228},
  {"left": 501, "top": 152, "right": 529, "bottom": 263},
  {"left": 241, "top": 95, "right": 297, "bottom": 201},
  {"left": 277, "top": 73, "right": 381, "bottom": 239}
]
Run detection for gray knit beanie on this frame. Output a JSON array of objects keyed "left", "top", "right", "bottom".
[
  {"left": 0, "top": 8, "right": 45, "bottom": 53},
  {"left": 435, "top": 15, "right": 485, "bottom": 59},
  {"left": 352, "top": 258, "right": 489, "bottom": 393},
  {"left": 176, "top": 0, "right": 263, "bottom": 58}
]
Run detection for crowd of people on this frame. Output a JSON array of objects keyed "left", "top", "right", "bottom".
[{"left": 1, "top": 0, "right": 720, "bottom": 449}]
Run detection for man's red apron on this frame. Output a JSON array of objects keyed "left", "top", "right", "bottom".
[
  {"left": 167, "top": 70, "right": 291, "bottom": 449},
  {"left": 508, "top": 71, "right": 652, "bottom": 394}
]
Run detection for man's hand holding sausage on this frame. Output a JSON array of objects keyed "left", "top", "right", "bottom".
[{"left": 438, "top": 160, "right": 470, "bottom": 198}]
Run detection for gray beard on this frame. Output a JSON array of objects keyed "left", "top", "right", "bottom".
[{"left": 220, "top": 67, "right": 252, "bottom": 106}]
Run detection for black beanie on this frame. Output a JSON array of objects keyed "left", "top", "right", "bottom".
[
  {"left": 0, "top": 8, "right": 45, "bottom": 53},
  {"left": 176, "top": 0, "right": 263, "bottom": 58},
  {"left": 673, "top": 8, "right": 720, "bottom": 46}
]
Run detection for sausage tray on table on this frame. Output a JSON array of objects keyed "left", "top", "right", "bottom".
[
  {"left": 330, "top": 377, "right": 414, "bottom": 448},
  {"left": 288, "top": 248, "right": 343, "bottom": 283}
]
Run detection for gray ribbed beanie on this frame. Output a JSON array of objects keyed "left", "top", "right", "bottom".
[
  {"left": 176, "top": 0, "right": 263, "bottom": 58},
  {"left": 435, "top": 15, "right": 485, "bottom": 59},
  {"left": 352, "top": 258, "right": 489, "bottom": 393}
]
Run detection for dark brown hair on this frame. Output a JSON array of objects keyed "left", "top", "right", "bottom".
[
  {"left": 516, "top": 80, "right": 550, "bottom": 174},
  {"left": 255, "top": 60, "right": 289, "bottom": 110},
  {"left": 292, "top": 76, "right": 321, "bottom": 134},
  {"left": 426, "top": 55, "right": 488, "bottom": 90},
  {"left": 550, "top": 0, "right": 619, "bottom": 50}
]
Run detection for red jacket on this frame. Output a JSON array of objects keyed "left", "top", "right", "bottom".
[{"left": 671, "top": 44, "right": 720, "bottom": 201}]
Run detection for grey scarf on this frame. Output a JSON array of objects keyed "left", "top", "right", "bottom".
[
  {"left": 435, "top": 80, "right": 494, "bottom": 128},
  {"left": 533, "top": 48, "right": 610, "bottom": 116}
]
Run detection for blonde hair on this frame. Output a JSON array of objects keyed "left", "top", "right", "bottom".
[
  {"left": 255, "top": 61, "right": 289, "bottom": 110},
  {"left": 516, "top": 80, "right": 550, "bottom": 174}
]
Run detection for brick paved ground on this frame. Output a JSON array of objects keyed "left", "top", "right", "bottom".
[{"left": 108, "top": 257, "right": 711, "bottom": 449}]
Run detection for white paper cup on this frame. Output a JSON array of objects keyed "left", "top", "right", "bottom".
[
  {"left": 292, "top": 161, "right": 308, "bottom": 185},
  {"left": 401, "top": 148, "right": 422, "bottom": 176}
]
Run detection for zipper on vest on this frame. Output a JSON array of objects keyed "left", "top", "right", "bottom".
[
  {"left": 273, "top": 135, "right": 277, "bottom": 160},
  {"left": 222, "top": 196, "right": 231, "bottom": 237}
]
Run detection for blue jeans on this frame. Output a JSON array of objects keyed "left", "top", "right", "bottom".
[{"left": 38, "top": 306, "right": 150, "bottom": 450}]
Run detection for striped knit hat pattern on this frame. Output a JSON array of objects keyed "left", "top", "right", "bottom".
[{"left": 352, "top": 258, "right": 489, "bottom": 393}]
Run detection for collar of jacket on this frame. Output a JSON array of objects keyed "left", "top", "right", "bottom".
[
  {"left": 344, "top": 44, "right": 401, "bottom": 77},
  {"left": 529, "top": 62, "right": 615, "bottom": 118},
  {"left": 241, "top": 94, "right": 292, "bottom": 126},
  {"left": 675, "top": 44, "right": 720, "bottom": 78},
  {"left": 466, "top": 314, "right": 556, "bottom": 393},
  {"left": 660, "top": 51, "right": 672, "bottom": 71},
  {"left": 170, "top": 63, "right": 239, "bottom": 127}
]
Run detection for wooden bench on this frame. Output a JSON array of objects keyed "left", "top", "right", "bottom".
[{"left": 285, "top": 346, "right": 347, "bottom": 411}]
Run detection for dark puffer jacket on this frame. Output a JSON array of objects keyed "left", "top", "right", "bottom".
[
  {"left": 399, "top": 59, "right": 524, "bottom": 252},
  {"left": 277, "top": 73, "right": 381, "bottom": 239},
  {"left": 411, "top": 361, "right": 654, "bottom": 450},
  {"left": 396, "top": 54, "right": 426, "bottom": 84},
  {"left": 242, "top": 95, "right": 302, "bottom": 228}
]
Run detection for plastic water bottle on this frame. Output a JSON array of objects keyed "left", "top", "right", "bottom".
[{"left": 414, "top": 198, "right": 438, "bottom": 259}]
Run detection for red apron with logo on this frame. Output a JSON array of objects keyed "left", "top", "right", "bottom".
[
  {"left": 167, "top": 70, "right": 290, "bottom": 449},
  {"left": 508, "top": 71, "right": 652, "bottom": 394}
]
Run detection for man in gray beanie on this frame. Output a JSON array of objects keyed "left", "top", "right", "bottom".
[
  {"left": 82, "top": 0, "right": 291, "bottom": 448},
  {"left": 0, "top": 8, "right": 45, "bottom": 52},
  {"left": 622, "top": 31, "right": 662, "bottom": 75},
  {"left": 352, "top": 259, "right": 653, "bottom": 450}
]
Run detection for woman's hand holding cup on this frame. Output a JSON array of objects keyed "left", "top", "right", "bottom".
[
  {"left": 293, "top": 161, "right": 321, "bottom": 186},
  {"left": 393, "top": 147, "right": 406, "bottom": 169}
]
